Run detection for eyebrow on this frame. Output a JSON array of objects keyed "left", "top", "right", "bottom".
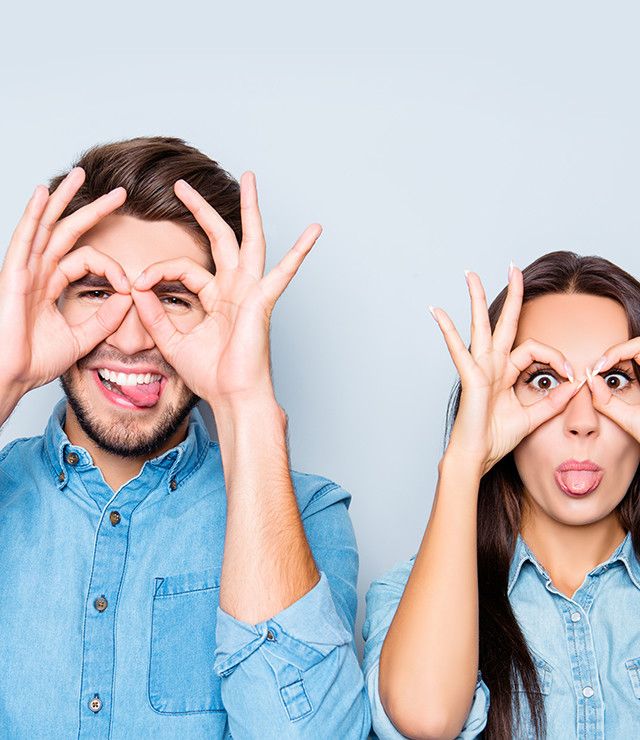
[{"left": 68, "top": 274, "right": 199, "bottom": 301}]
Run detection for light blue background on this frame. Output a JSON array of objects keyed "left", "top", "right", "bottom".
[{"left": 2, "top": 1, "right": 640, "bottom": 653}]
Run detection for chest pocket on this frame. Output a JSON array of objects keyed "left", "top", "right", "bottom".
[
  {"left": 515, "top": 653, "right": 553, "bottom": 695},
  {"left": 148, "top": 567, "right": 224, "bottom": 714},
  {"left": 625, "top": 657, "right": 640, "bottom": 699}
]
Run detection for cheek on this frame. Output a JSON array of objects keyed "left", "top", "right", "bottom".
[{"left": 512, "top": 423, "right": 556, "bottom": 486}]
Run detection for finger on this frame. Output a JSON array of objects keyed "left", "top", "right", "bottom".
[
  {"left": 493, "top": 263, "right": 524, "bottom": 354},
  {"left": 132, "top": 257, "right": 217, "bottom": 311},
  {"left": 238, "top": 171, "right": 266, "bottom": 278},
  {"left": 68, "top": 293, "right": 133, "bottom": 359},
  {"left": 429, "top": 306, "right": 478, "bottom": 382},
  {"left": 465, "top": 271, "right": 492, "bottom": 359},
  {"left": 174, "top": 179, "right": 239, "bottom": 271},
  {"left": 587, "top": 338, "right": 640, "bottom": 377},
  {"left": 40, "top": 187, "right": 127, "bottom": 264},
  {"left": 130, "top": 288, "right": 183, "bottom": 356},
  {"left": 31, "top": 167, "right": 86, "bottom": 256},
  {"left": 260, "top": 224, "right": 322, "bottom": 306},
  {"left": 525, "top": 378, "right": 583, "bottom": 431},
  {"left": 508, "top": 338, "right": 574, "bottom": 386},
  {"left": 3, "top": 185, "right": 49, "bottom": 271},
  {"left": 47, "top": 246, "right": 130, "bottom": 301}
]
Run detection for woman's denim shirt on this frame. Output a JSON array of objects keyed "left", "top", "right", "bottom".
[
  {"left": 363, "top": 532, "right": 640, "bottom": 739},
  {"left": 0, "top": 399, "right": 370, "bottom": 738}
]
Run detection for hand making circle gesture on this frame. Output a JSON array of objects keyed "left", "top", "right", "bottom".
[
  {"left": 431, "top": 265, "right": 583, "bottom": 475},
  {"left": 131, "top": 173, "right": 321, "bottom": 406},
  {"left": 0, "top": 168, "right": 132, "bottom": 396}
]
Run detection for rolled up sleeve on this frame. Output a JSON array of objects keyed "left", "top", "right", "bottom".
[
  {"left": 213, "top": 484, "right": 370, "bottom": 739},
  {"left": 362, "top": 558, "right": 490, "bottom": 739}
]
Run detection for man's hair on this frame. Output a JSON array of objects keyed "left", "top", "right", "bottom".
[{"left": 49, "top": 136, "right": 242, "bottom": 266}]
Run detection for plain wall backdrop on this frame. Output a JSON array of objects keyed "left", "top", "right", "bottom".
[{"left": 2, "top": 1, "right": 640, "bottom": 655}]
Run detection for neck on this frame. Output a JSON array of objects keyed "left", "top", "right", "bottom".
[
  {"left": 520, "top": 496, "right": 627, "bottom": 598},
  {"left": 63, "top": 404, "right": 189, "bottom": 492}
]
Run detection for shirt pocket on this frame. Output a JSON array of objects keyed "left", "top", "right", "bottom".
[
  {"left": 625, "top": 657, "right": 640, "bottom": 699},
  {"left": 515, "top": 653, "right": 553, "bottom": 695},
  {"left": 148, "top": 567, "right": 224, "bottom": 714}
]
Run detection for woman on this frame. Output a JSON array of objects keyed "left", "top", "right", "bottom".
[{"left": 363, "top": 251, "right": 640, "bottom": 739}]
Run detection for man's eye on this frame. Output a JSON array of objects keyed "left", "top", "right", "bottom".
[
  {"left": 524, "top": 371, "right": 560, "bottom": 393},
  {"left": 160, "top": 295, "right": 191, "bottom": 308},
  {"left": 79, "top": 290, "right": 111, "bottom": 300},
  {"left": 603, "top": 369, "right": 632, "bottom": 391}
]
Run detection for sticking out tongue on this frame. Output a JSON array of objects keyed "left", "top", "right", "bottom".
[
  {"left": 556, "top": 470, "right": 602, "bottom": 496},
  {"left": 117, "top": 380, "right": 162, "bottom": 407}
]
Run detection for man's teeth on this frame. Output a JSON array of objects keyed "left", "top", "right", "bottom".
[{"left": 97, "top": 369, "right": 161, "bottom": 386}]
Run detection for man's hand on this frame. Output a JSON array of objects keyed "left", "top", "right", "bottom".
[
  {"left": 130, "top": 172, "right": 321, "bottom": 408},
  {"left": 0, "top": 168, "right": 132, "bottom": 417}
]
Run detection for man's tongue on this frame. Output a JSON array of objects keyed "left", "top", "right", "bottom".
[
  {"left": 115, "top": 380, "right": 161, "bottom": 407},
  {"left": 557, "top": 470, "right": 602, "bottom": 495}
]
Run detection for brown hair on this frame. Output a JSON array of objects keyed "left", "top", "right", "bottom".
[
  {"left": 49, "top": 136, "right": 241, "bottom": 268},
  {"left": 445, "top": 250, "right": 640, "bottom": 738}
]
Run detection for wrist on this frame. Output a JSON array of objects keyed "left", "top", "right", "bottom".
[{"left": 439, "top": 448, "right": 485, "bottom": 482}]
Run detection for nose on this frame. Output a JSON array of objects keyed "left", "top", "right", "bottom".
[
  {"left": 563, "top": 380, "right": 600, "bottom": 438},
  {"left": 104, "top": 302, "right": 155, "bottom": 355}
]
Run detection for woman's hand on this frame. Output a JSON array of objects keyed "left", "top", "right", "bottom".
[
  {"left": 586, "top": 341, "right": 640, "bottom": 441},
  {"left": 0, "top": 168, "right": 132, "bottom": 398},
  {"left": 130, "top": 172, "right": 321, "bottom": 408},
  {"left": 431, "top": 265, "right": 583, "bottom": 475}
]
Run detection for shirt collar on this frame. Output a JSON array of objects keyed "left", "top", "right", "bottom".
[
  {"left": 508, "top": 530, "right": 640, "bottom": 596},
  {"left": 44, "top": 398, "right": 213, "bottom": 493}
]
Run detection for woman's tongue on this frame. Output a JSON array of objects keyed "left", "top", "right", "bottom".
[
  {"left": 556, "top": 469, "right": 602, "bottom": 495},
  {"left": 113, "top": 379, "right": 162, "bottom": 408}
]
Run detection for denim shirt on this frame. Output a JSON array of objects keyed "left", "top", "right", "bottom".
[
  {"left": 363, "top": 532, "right": 640, "bottom": 739},
  {"left": 0, "top": 399, "right": 370, "bottom": 739}
]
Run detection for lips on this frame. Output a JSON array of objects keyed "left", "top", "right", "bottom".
[{"left": 554, "top": 459, "right": 604, "bottom": 497}]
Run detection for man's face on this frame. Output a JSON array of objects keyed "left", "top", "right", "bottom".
[{"left": 58, "top": 214, "right": 210, "bottom": 458}]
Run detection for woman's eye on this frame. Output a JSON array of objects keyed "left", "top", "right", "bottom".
[
  {"left": 603, "top": 371, "right": 631, "bottom": 391},
  {"left": 525, "top": 371, "right": 560, "bottom": 393}
]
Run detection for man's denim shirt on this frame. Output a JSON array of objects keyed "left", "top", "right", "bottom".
[
  {"left": 0, "top": 399, "right": 370, "bottom": 739},
  {"left": 363, "top": 532, "right": 640, "bottom": 739}
]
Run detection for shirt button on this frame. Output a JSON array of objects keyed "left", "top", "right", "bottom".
[
  {"left": 169, "top": 478, "right": 178, "bottom": 491},
  {"left": 583, "top": 686, "right": 594, "bottom": 698},
  {"left": 571, "top": 612, "right": 582, "bottom": 622},
  {"left": 94, "top": 596, "right": 108, "bottom": 612},
  {"left": 266, "top": 629, "right": 276, "bottom": 641},
  {"left": 109, "top": 511, "right": 121, "bottom": 526},
  {"left": 88, "top": 694, "right": 102, "bottom": 713},
  {"left": 66, "top": 451, "right": 80, "bottom": 465},
  {"left": 57, "top": 471, "right": 65, "bottom": 483}
]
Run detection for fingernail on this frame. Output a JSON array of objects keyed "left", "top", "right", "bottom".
[
  {"left": 120, "top": 274, "right": 130, "bottom": 290},
  {"left": 563, "top": 361, "right": 575, "bottom": 383},
  {"left": 585, "top": 368, "right": 593, "bottom": 388},
  {"left": 428, "top": 305, "right": 438, "bottom": 321},
  {"left": 464, "top": 270, "right": 471, "bottom": 283},
  {"left": 509, "top": 260, "right": 515, "bottom": 279},
  {"left": 576, "top": 377, "right": 588, "bottom": 391},
  {"left": 591, "top": 356, "right": 607, "bottom": 376},
  {"left": 133, "top": 271, "right": 146, "bottom": 286}
]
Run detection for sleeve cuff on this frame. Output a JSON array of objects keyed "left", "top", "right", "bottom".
[{"left": 213, "top": 570, "right": 353, "bottom": 677}]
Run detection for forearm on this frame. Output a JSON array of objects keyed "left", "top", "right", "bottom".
[
  {"left": 0, "top": 381, "right": 27, "bottom": 430},
  {"left": 379, "top": 451, "right": 483, "bottom": 739},
  {"left": 214, "top": 392, "right": 319, "bottom": 624}
]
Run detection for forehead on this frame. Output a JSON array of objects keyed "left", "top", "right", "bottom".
[
  {"left": 514, "top": 292, "right": 630, "bottom": 365},
  {"left": 77, "top": 214, "right": 211, "bottom": 277}
]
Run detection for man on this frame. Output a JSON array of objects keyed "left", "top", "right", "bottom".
[{"left": 0, "top": 137, "right": 370, "bottom": 738}]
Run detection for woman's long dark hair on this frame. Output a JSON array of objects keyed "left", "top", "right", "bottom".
[{"left": 445, "top": 251, "right": 640, "bottom": 738}]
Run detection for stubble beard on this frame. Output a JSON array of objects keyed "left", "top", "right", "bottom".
[{"left": 59, "top": 368, "right": 200, "bottom": 459}]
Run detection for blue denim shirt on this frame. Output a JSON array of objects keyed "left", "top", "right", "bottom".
[
  {"left": 363, "top": 532, "right": 640, "bottom": 739},
  {"left": 0, "top": 399, "right": 370, "bottom": 738}
]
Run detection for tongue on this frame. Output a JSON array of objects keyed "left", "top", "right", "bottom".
[
  {"left": 117, "top": 380, "right": 162, "bottom": 407},
  {"left": 558, "top": 470, "right": 601, "bottom": 495}
]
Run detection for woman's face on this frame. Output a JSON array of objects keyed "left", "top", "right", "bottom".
[{"left": 513, "top": 292, "right": 640, "bottom": 526}]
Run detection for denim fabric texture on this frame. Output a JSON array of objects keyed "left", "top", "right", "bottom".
[
  {"left": 0, "top": 399, "right": 370, "bottom": 738},
  {"left": 363, "top": 533, "right": 640, "bottom": 739}
]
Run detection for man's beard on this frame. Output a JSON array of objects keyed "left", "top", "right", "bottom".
[{"left": 59, "top": 369, "right": 200, "bottom": 459}]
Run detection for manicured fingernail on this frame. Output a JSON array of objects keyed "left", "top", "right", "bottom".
[
  {"left": 509, "top": 260, "right": 515, "bottom": 279},
  {"left": 563, "top": 361, "right": 575, "bottom": 383},
  {"left": 428, "top": 305, "right": 438, "bottom": 321},
  {"left": 464, "top": 270, "right": 471, "bottom": 284},
  {"left": 119, "top": 274, "right": 130, "bottom": 290},
  {"left": 133, "top": 271, "right": 146, "bottom": 287},
  {"left": 591, "top": 356, "right": 607, "bottom": 376},
  {"left": 585, "top": 368, "right": 593, "bottom": 388},
  {"left": 576, "top": 377, "right": 588, "bottom": 391}
]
